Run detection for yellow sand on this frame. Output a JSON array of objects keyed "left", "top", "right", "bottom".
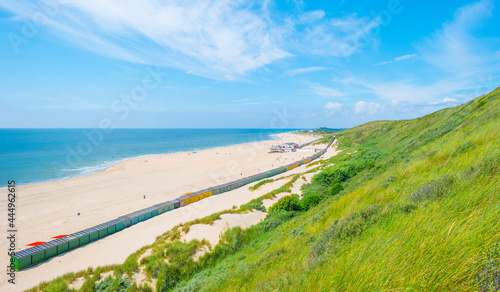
[{"left": 0, "top": 133, "right": 337, "bottom": 291}]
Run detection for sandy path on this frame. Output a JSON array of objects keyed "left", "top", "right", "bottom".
[
  {"left": 181, "top": 211, "right": 267, "bottom": 248},
  {"left": 0, "top": 133, "right": 332, "bottom": 291},
  {"left": 5, "top": 160, "right": 320, "bottom": 291}
]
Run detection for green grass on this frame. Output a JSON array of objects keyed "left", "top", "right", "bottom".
[
  {"left": 248, "top": 179, "right": 274, "bottom": 191},
  {"left": 171, "top": 87, "right": 500, "bottom": 291},
  {"left": 27, "top": 87, "right": 500, "bottom": 291}
]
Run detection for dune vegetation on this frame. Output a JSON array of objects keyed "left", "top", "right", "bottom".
[{"left": 29, "top": 87, "right": 500, "bottom": 291}]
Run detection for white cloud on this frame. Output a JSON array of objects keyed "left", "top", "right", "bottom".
[
  {"left": 296, "top": 14, "right": 381, "bottom": 57},
  {"left": 1, "top": 0, "right": 290, "bottom": 80},
  {"left": 298, "top": 10, "right": 325, "bottom": 24},
  {"left": 416, "top": 0, "right": 499, "bottom": 76},
  {"left": 1, "top": 1, "right": 384, "bottom": 80},
  {"left": 285, "top": 66, "right": 328, "bottom": 76},
  {"left": 394, "top": 54, "right": 417, "bottom": 62},
  {"left": 354, "top": 101, "right": 383, "bottom": 115},
  {"left": 374, "top": 53, "right": 417, "bottom": 66},
  {"left": 309, "top": 83, "right": 344, "bottom": 97},
  {"left": 324, "top": 102, "right": 343, "bottom": 114},
  {"left": 338, "top": 76, "right": 475, "bottom": 104},
  {"left": 428, "top": 98, "right": 459, "bottom": 105}
]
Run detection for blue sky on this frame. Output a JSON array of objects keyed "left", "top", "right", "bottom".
[{"left": 0, "top": 0, "right": 499, "bottom": 128}]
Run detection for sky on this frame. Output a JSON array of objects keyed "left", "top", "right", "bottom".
[{"left": 0, "top": 0, "right": 499, "bottom": 129}]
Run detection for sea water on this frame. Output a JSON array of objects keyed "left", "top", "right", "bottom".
[{"left": 0, "top": 128, "right": 297, "bottom": 186}]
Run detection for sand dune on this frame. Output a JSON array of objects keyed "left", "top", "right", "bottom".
[{"left": 0, "top": 133, "right": 337, "bottom": 290}]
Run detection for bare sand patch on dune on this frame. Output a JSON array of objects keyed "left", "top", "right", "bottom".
[{"left": 2, "top": 134, "right": 338, "bottom": 291}]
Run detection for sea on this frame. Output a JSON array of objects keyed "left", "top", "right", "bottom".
[{"left": 0, "top": 128, "right": 298, "bottom": 187}]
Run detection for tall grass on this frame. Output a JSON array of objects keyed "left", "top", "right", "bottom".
[{"left": 27, "top": 87, "right": 500, "bottom": 291}]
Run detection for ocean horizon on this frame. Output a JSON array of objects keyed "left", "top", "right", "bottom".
[{"left": 0, "top": 128, "right": 301, "bottom": 187}]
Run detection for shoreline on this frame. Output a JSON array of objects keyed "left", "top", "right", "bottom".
[
  {"left": 0, "top": 132, "right": 284, "bottom": 190},
  {"left": 0, "top": 132, "right": 318, "bottom": 249},
  {"left": 0, "top": 132, "right": 329, "bottom": 290}
]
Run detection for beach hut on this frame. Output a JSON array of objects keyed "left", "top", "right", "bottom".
[
  {"left": 64, "top": 233, "right": 81, "bottom": 250},
  {"left": 154, "top": 201, "right": 175, "bottom": 215},
  {"left": 93, "top": 224, "right": 109, "bottom": 239},
  {"left": 118, "top": 215, "right": 133, "bottom": 229},
  {"left": 41, "top": 241, "right": 58, "bottom": 259},
  {"left": 74, "top": 229, "right": 91, "bottom": 246},
  {"left": 189, "top": 191, "right": 201, "bottom": 203},
  {"left": 164, "top": 201, "right": 176, "bottom": 212},
  {"left": 52, "top": 237, "right": 70, "bottom": 254},
  {"left": 30, "top": 245, "right": 46, "bottom": 265},
  {"left": 11, "top": 247, "right": 35, "bottom": 270},
  {"left": 133, "top": 208, "right": 151, "bottom": 222},
  {"left": 101, "top": 219, "right": 123, "bottom": 235}
]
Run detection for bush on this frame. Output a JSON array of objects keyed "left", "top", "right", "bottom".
[
  {"left": 263, "top": 218, "right": 284, "bottom": 231},
  {"left": 245, "top": 201, "right": 266, "bottom": 212},
  {"left": 476, "top": 243, "right": 500, "bottom": 292},
  {"left": 95, "top": 276, "right": 130, "bottom": 292},
  {"left": 329, "top": 183, "right": 344, "bottom": 196},
  {"left": 309, "top": 205, "right": 381, "bottom": 265},
  {"left": 301, "top": 182, "right": 330, "bottom": 199},
  {"left": 43, "top": 278, "right": 70, "bottom": 292},
  {"left": 156, "top": 265, "right": 180, "bottom": 292},
  {"left": 268, "top": 195, "right": 301, "bottom": 213},
  {"left": 301, "top": 194, "right": 322, "bottom": 211},
  {"left": 80, "top": 277, "right": 96, "bottom": 292}
]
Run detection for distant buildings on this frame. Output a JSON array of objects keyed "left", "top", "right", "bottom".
[
  {"left": 269, "top": 142, "right": 299, "bottom": 153},
  {"left": 298, "top": 127, "right": 345, "bottom": 134}
]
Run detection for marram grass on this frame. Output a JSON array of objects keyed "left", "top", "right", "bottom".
[{"left": 27, "top": 88, "right": 500, "bottom": 291}]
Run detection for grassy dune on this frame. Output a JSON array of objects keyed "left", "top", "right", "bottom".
[
  {"left": 30, "top": 88, "right": 500, "bottom": 291},
  {"left": 172, "top": 87, "right": 500, "bottom": 291}
]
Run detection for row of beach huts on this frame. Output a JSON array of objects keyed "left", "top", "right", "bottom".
[{"left": 11, "top": 136, "right": 335, "bottom": 270}]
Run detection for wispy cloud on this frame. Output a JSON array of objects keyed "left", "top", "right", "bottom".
[
  {"left": 292, "top": 14, "right": 382, "bottom": 57},
  {"left": 354, "top": 101, "right": 383, "bottom": 115},
  {"left": 343, "top": 0, "right": 500, "bottom": 105},
  {"left": 308, "top": 83, "right": 345, "bottom": 98},
  {"left": 285, "top": 66, "right": 328, "bottom": 76},
  {"left": 324, "top": 102, "right": 343, "bottom": 114},
  {"left": 416, "top": 0, "right": 499, "bottom": 76},
  {"left": 374, "top": 53, "right": 417, "bottom": 66},
  {"left": 297, "top": 10, "right": 326, "bottom": 24},
  {"left": 334, "top": 76, "right": 477, "bottom": 104},
  {"left": 0, "top": 1, "right": 384, "bottom": 81},
  {"left": 1, "top": 0, "right": 291, "bottom": 80}
]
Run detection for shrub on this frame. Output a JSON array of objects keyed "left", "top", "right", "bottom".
[
  {"left": 268, "top": 195, "right": 301, "bottom": 213},
  {"left": 476, "top": 243, "right": 500, "bottom": 292},
  {"left": 301, "top": 194, "right": 321, "bottom": 211},
  {"left": 301, "top": 182, "right": 330, "bottom": 199},
  {"left": 409, "top": 176, "right": 454, "bottom": 203},
  {"left": 245, "top": 201, "right": 266, "bottom": 212},
  {"left": 309, "top": 205, "right": 381, "bottom": 265},
  {"left": 43, "top": 278, "right": 70, "bottom": 292},
  {"left": 329, "top": 183, "right": 344, "bottom": 196},
  {"left": 95, "top": 276, "right": 130, "bottom": 292},
  {"left": 156, "top": 265, "right": 180, "bottom": 292},
  {"left": 263, "top": 218, "right": 284, "bottom": 231},
  {"left": 80, "top": 277, "right": 96, "bottom": 292}
]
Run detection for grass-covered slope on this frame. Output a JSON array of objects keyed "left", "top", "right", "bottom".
[
  {"left": 29, "top": 88, "right": 500, "bottom": 292},
  {"left": 174, "top": 88, "right": 500, "bottom": 291}
]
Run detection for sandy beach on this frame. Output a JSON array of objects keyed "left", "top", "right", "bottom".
[{"left": 0, "top": 132, "right": 335, "bottom": 290}]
